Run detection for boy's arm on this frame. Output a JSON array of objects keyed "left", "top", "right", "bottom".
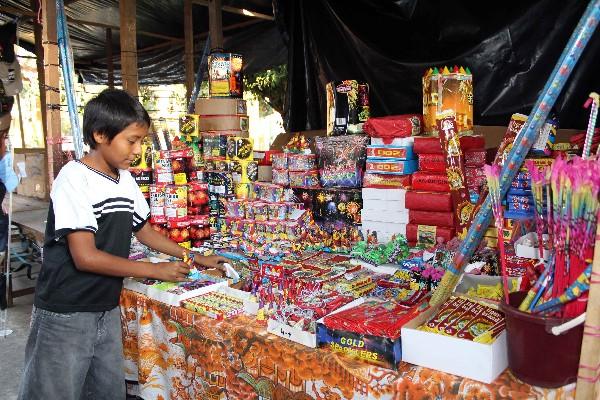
[
  {"left": 134, "top": 223, "right": 229, "bottom": 270},
  {"left": 67, "top": 230, "right": 191, "bottom": 281}
]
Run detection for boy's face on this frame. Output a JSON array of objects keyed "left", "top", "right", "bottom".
[{"left": 94, "top": 122, "right": 148, "bottom": 170}]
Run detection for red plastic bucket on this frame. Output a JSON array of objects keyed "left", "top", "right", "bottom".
[{"left": 500, "top": 291, "right": 584, "bottom": 388}]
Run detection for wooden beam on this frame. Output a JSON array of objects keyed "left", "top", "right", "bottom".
[
  {"left": 41, "top": 0, "right": 62, "bottom": 181},
  {"left": 184, "top": 0, "right": 194, "bottom": 102},
  {"left": 0, "top": 5, "right": 184, "bottom": 42},
  {"left": 119, "top": 0, "right": 138, "bottom": 96},
  {"left": 208, "top": 0, "right": 223, "bottom": 50},
  {"left": 137, "top": 19, "right": 262, "bottom": 54},
  {"left": 192, "top": 0, "right": 274, "bottom": 21},
  {"left": 106, "top": 28, "right": 114, "bottom": 88}
]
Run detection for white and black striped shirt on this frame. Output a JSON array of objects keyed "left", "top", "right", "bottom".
[{"left": 35, "top": 160, "right": 150, "bottom": 312}]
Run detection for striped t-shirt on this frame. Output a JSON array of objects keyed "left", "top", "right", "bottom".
[{"left": 34, "top": 160, "right": 150, "bottom": 312}]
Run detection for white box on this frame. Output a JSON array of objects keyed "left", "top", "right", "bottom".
[
  {"left": 362, "top": 221, "right": 407, "bottom": 235},
  {"left": 371, "top": 137, "right": 415, "bottom": 146},
  {"left": 514, "top": 232, "right": 550, "bottom": 261},
  {"left": 362, "top": 209, "right": 408, "bottom": 224},
  {"left": 362, "top": 188, "right": 406, "bottom": 205},
  {"left": 267, "top": 298, "right": 367, "bottom": 348},
  {"left": 401, "top": 305, "right": 508, "bottom": 384},
  {"left": 124, "top": 277, "right": 229, "bottom": 307},
  {"left": 208, "top": 286, "right": 259, "bottom": 315},
  {"left": 362, "top": 199, "right": 408, "bottom": 214},
  {"left": 267, "top": 319, "right": 319, "bottom": 348}
]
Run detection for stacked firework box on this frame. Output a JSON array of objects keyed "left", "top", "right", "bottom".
[
  {"left": 406, "top": 135, "right": 486, "bottom": 246},
  {"left": 194, "top": 54, "right": 257, "bottom": 234},
  {"left": 138, "top": 116, "right": 212, "bottom": 249},
  {"left": 361, "top": 115, "right": 422, "bottom": 243}
]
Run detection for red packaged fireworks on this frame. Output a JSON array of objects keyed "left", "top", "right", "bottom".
[
  {"left": 406, "top": 224, "right": 456, "bottom": 245},
  {"left": 413, "top": 135, "right": 485, "bottom": 155},
  {"left": 409, "top": 210, "right": 455, "bottom": 227},
  {"left": 411, "top": 171, "right": 450, "bottom": 192},
  {"left": 323, "top": 296, "right": 426, "bottom": 338},
  {"left": 418, "top": 150, "right": 486, "bottom": 172},
  {"left": 363, "top": 114, "right": 423, "bottom": 141},
  {"left": 437, "top": 112, "right": 474, "bottom": 237},
  {"left": 405, "top": 190, "right": 453, "bottom": 211}
]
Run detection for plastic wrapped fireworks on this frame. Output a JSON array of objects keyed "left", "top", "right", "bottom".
[{"left": 315, "top": 135, "right": 369, "bottom": 188}]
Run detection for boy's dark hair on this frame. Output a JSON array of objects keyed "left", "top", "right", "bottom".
[{"left": 83, "top": 89, "right": 150, "bottom": 149}]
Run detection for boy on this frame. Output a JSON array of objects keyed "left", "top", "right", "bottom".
[{"left": 18, "top": 89, "right": 228, "bottom": 400}]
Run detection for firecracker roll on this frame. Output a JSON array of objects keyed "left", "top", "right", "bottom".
[
  {"left": 437, "top": 112, "right": 474, "bottom": 236},
  {"left": 418, "top": 150, "right": 486, "bottom": 172},
  {"left": 411, "top": 171, "right": 450, "bottom": 192},
  {"left": 405, "top": 190, "right": 453, "bottom": 211},
  {"left": 409, "top": 210, "right": 455, "bottom": 228}
]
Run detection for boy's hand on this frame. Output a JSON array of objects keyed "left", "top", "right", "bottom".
[
  {"left": 153, "top": 261, "right": 191, "bottom": 282},
  {"left": 194, "top": 255, "right": 229, "bottom": 270}
]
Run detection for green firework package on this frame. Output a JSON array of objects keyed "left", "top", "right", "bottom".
[{"left": 326, "top": 80, "right": 370, "bottom": 136}]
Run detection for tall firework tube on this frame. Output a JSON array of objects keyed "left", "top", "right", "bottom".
[{"left": 431, "top": 0, "right": 600, "bottom": 307}]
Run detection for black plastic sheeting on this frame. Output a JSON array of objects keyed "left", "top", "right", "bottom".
[
  {"left": 275, "top": 0, "right": 600, "bottom": 131},
  {"left": 0, "top": 0, "right": 285, "bottom": 84}
]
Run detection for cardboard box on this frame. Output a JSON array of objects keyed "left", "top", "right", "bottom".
[
  {"left": 199, "top": 115, "right": 249, "bottom": 132},
  {"left": 401, "top": 304, "right": 508, "bottom": 384},
  {"left": 366, "top": 145, "right": 415, "bottom": 160},
  {"left": 362, "top": 188, "right": 406, "bottom": 203},
  {"left": 195, "top": 98, "right": 247, "bottom": 115},
  {"left": 258, "top": 165, "right": 272, "bottom": 182},
  {"left": 123, "top": 277, "right": 229, "bottom": 307},
  {"left": 362, "top": 209, "right": 408, "bottom": 224},
  {"left": 362, "top": 200, "right": 407, "bottom": 214},
  {"left": 362, "top": 222, "right": 407, "bottom": 242},
  {"left": 316, "top": 297, "right": 402, "bottom": 370},
  {"left": 514, "top": 232, "right": 550, "bottom": 261},
  {"left": 366, "top": 159, "right": 418, "bottom": 175}
]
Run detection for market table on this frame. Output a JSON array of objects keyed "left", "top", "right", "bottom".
[{"left": 121, "top": 289, "right": 575, "bottom": 400}]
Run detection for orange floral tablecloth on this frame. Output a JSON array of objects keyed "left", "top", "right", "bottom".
[{"left": 120, "top": 289, "right": 575, "bottom": 400}]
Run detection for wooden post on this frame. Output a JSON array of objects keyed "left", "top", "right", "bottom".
[
  {"left": 41, "top": 0, "right": 62, "bottom": 181},
  {"left": 575, "top": 216, "right": 600, "bottom": 399},
  {"left": 184, "top": 0, "right": 195, "bottom": 104},
  {"left": 119, "top": 0, "right": 138, "bottom": 96},
  {"left": 106, "top": 28, "right": 114, "bottom": 89},
  {"left": 31, "top": 0, "right": 48, "bottom": 144},
  {"left": 208, "top": 0, "right": 223, "bottom": 50}
]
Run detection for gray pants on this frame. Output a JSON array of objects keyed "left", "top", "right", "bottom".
[{"left": 17, "top": 306, "right": 126, "bottom": 400}]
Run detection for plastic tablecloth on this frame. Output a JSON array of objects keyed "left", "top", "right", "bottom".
[{"left": 120, "top": 289, "right": 575, "bottom": 400}]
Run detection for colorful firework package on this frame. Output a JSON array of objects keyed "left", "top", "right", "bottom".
[
  {"left": 413, "top": 135, "right": 485, "bottom": 155},
  {"left": 326, "top": 80, "right": 370, "bottom": 136},
  {"left": 362, "top": 173, "right": 411, "bottom": 189},
  {"left": 323, "top": 295, "right": 427, "bottom": 339},
  {"left": 315, "top": 135, "right": 369, "bottom": 188},
  {"left": 312, "top": 188, "right": 363, "bottom": 225},
  {"left": 437, "top": 112, "right": 475, "bottom": 237},
  {"left": 405, "top": 191, "right": 453, "bottom": 212},
  {"left": 419, "top": 296, "right": 505, "bottom": 344}
]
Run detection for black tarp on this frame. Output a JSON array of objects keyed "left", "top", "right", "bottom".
[
  {"left": 275, "top": 0, "right": 600, "bottom": 130},
  {"left": 2, "top": 0, "right": 599, "bottom": 130}
]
